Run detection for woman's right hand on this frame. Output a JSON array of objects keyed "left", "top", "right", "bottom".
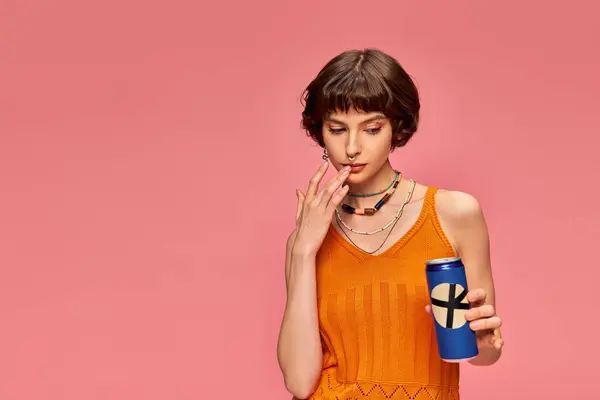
[{"left": 292, "top": 161, "right": 351, "bottom": 257}]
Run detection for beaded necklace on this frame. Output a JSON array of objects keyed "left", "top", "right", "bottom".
[
  {"left": 348, "top": 170, "right": 400, "bottom": 197},
  {"left": 336, "top": 213, "right": 401, "bottom": 255},
  {"left": 335, "top": 179, "right": 416, "bottom": 236},
  {"left": 341, "top": 172, "right": 402, "bottom": 215},
  {"left": 334, "top": 180, "right": 415, "bottom": 254}
]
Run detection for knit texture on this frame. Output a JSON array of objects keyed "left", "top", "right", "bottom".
[{"left": 311, "top": 187, "right": 460, "bottom": 399}]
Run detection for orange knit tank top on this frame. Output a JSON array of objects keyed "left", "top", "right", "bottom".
[{"left": 311, "top": 186, "right": 460, "bottom": 400}]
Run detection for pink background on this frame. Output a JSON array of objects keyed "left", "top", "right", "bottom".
[{"left": 1, "top": 0, "right": 598, "bottom": 399}]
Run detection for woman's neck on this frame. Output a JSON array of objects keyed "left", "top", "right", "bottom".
[{"left": 346, "top": 161, "right": 399, "bottom": 208}]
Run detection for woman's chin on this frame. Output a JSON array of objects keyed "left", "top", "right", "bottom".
[{"left": 344, "top": 171, "right": 369, "bottom": 185}]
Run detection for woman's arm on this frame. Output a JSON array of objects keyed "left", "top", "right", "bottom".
[
  {"left": 276, "top": 231, "right": 323, "bottom": 399},
  {"left": 276, "top": 163, "right": 350, "bottom": 398},
  {"left": 436, "top": 190, "right": 504, "bottom": 366}
]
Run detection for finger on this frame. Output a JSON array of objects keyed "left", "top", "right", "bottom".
[
  {"left": 295, "top": 190, "right": 305, "bottom": 223},
  {"left": 306, "top": 161, "right": 329, "bottom": 200},
  {"left": 469, "top": 316, "right": 502, "bottom": 331},
  {"left": 493, "top": 338, "right": 504, "bottom": 350},
  {"left": 488, "top": 333, "right": 504, "bottom": 348},
  {"left": 316, "top": 166, "right": 350, "bottom": 206},
  {"left": 467, "top": 288, "right": 487, "bottom": 306},
  {"left": 324, "top": 184, "right": 349, "bottom": 213},
  {"left": 465, "top": 304, "right": 495, "bottom": 321},
  {"left": 424, "top": 304, "right": 432, "bottom": 314}
]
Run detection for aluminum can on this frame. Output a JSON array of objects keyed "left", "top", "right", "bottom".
[{"left": 425, "top": 257, "right": 479, "bottom": 362}]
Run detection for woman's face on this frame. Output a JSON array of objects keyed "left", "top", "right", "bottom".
[{"left": 322, "top": 108, "right": 393, "bottom": 184}]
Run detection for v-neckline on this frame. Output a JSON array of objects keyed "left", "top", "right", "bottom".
[{"left": 328, "top": 186, "right": 434, "bottom": 258}]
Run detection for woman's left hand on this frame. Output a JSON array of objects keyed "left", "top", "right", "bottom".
[
  {"left": 464, "top": 288, "right": 504, "bottom": 350},
  {"left": 425, "top": 287, "right": 504, "bottom": 351}
]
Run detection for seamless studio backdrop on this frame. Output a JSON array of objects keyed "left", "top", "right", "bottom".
[{"left": 1, "top": 1, "right": 598, "bottom": 399}]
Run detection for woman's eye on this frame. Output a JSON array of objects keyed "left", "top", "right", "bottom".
[{"left": 327, "top": 126, "right": 381, "bottom": 134}]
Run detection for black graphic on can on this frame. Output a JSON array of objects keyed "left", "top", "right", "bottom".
[{"left": 430, "top": 283, "right": 470, "bottom": 329}]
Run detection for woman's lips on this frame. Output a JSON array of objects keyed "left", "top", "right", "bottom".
[{"left": 344, "top": 163, "right": 366, "bottom": 173}]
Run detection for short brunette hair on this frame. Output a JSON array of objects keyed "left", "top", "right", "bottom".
[{"left": 301, "top": 48, "right": 420, "bottom": 149}]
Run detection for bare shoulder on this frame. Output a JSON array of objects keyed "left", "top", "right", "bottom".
[
  {"left": 435, "top": 188, "right": 485, "bottom": 225},
  {"left": 433, "top": 188, "right": 489, "bottom": 253}
]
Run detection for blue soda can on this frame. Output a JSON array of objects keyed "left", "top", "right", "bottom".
[{"left": 425, "top": 257, "right": 479, "bottom": 362}]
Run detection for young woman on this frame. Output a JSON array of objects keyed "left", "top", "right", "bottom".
[{"left": 276, "top": 48, "right": 503, "bottom": 400}]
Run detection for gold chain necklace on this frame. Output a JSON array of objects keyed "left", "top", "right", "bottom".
[{"left": 335, "top": 179, "right": 416, "bottom": 235}]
